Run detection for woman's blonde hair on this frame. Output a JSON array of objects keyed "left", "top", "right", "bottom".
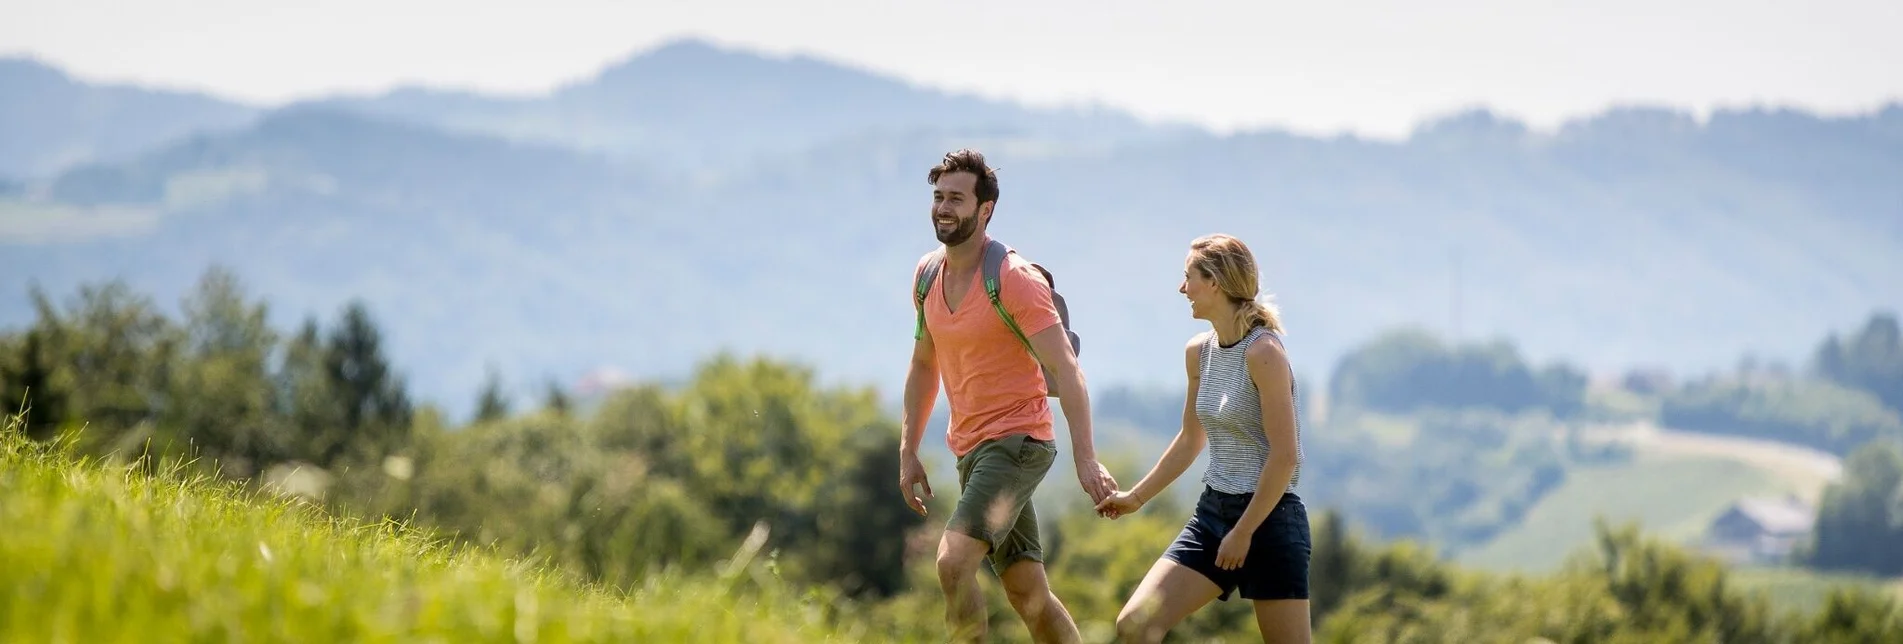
[{"left": 1188, "top": 233, "right": 1284, "bottom": 335}]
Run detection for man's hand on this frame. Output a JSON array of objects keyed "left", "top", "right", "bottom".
[
  {"left": 1075, "top": 458, "right": 1117, "bottom": 506},
  {"left": 1095, "top": 489, "right": 1144, "bottom": 519},
  {"left": 899, "top": 453, "right": 933, "bottom": 516}
]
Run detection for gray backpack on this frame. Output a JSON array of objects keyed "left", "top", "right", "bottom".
[{"left": 913, "top": 238, "right": 1081, "bottom": 399}]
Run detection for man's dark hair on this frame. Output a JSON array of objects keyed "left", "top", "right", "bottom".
[{"left": 927, "top": 148, "right": 1000, "bottom": 205}]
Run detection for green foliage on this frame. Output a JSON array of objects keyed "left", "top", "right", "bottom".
[
  {"left": 8, "top": 274, "right": 1903, "bottom": 643},
  {"left": 473, "top": 365, "right": 510, "bottom": 423},
  {"left": 1814, "top": 311, "right": 1903, "bottom": 414},
  {"left": 0, "top": 326, "right": 69, "bottom": 439},
  {"left": 15, "top": 279, "right": 178, "bottom": 453},
  {"left": 0, "top": 270, "right": 419, "bottom": 475},
  {"left": 1729, "top": 566, "right": 1903, "bottom": 616},
  {"left": 0, "top": 424, "right": 940, "bottom": 643},
  {"left": 1803, "top": 441, "right": 1903, "bottom": 576},
  {"left": 1320, "top": 519, "right": 1901, "bottom": 644},
  {"left": 1661, "top": 375, "right": 1903, "bottom": 456},
  {"left": 542, "top": 379, "right": 572, "bottom": 416},
  {"left": 1301, "top": 408, "right": 1619, "bottom": 554},
  {"left": 1801, "top": 586, "right": 1903, "bottom": 643},
  {"left": 325, "top": 353, "right": 927, "bottom": 603},
  {"left": 162, "top": 267, "right": 286, "bottom": 476},
  {"left": 313, "top": 300, "right": 415, "bottom": 464},
  {"left": 1328, "top": 328, "right": 1589, "bottom": 418}
]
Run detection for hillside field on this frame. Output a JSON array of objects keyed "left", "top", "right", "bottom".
[{"left": 0, "top": 424, "right": 935, "bottom": 643}]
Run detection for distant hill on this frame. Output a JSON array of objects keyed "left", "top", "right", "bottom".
[
  {"left": 299, "top": 38, "right": 1192, "bottom": 172},
  {"left": 1, "top": 43, "right": 1899, "bottom": 417},
  {"left": 0, "top": 57, "right": 259, "bottom": 179}
]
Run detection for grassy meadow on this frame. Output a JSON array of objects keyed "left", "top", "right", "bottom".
[
  {"left": 0, "top": 417, "right": 935, "bottom": 644},
  {"left": 1458, "top": 452, "right": 1798, "bottom": 572}
]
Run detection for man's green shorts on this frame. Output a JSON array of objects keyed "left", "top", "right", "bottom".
[{"left": 948, "top": 432, "right": 1059, "bottom": 575}]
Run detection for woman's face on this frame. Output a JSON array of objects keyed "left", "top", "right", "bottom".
[{"left": 1180, "top": 252, "right": 1223, "bottom": 321}]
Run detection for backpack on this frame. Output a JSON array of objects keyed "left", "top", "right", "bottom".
[{"left": 913, "top": 238, "right": 1081, "bottom": 399}]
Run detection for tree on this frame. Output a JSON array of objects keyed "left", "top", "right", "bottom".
[
  {"left": 163, "top": 266, "right": 283, "bottom": 476},
  {"left": 0, "top": 328, "right": 70, "bottom": 441},
  {"left": 473, "top": 365, "right": 510, "bottom": 424},
  {"left": 542, "top": 378, "right": 571, "bottom": 416},
  {"left": 1815, "top": 311, "right": 1903, "bottom": 414},
  {"left": 1328, "top": 328, "right": 1587, "bottom": 417},
  {"left": 278, "top": 315, "right": 340, "bottom": 465},
  {"left": 1804, "top": 441, "right": 1903, "bottom": 575},
  {"left": 805, "top": 433, "right": 926, "bottom": 598},
  {"left": 287, "top": 301, "right": 413, "bottom": 468},
  {"left": 18, "top": 280, "right": 178, "bottom": 459}
]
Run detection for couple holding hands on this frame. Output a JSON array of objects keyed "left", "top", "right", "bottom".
[{"left": 901, "top": 150, "right": 1310, "bottom": 643}]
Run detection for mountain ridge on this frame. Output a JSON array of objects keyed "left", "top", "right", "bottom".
[{"left": 3, "top": 44, "right": 1898, "bottom": 417}]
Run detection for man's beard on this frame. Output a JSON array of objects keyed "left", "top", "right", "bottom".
[{"left": 935, "top": 213, "right": 980, "bottom": 245}]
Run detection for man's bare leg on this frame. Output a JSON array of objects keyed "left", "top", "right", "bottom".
[
  {"left": 937, "top": 531, "right": 991, "bottom": 643},
  {"left": 999, "top": 559, "right": 1082, "bottom": 644}
]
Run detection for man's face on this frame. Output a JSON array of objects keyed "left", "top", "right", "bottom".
[{"left": 931, "top": 171, "right": 989, "bottom": 246}]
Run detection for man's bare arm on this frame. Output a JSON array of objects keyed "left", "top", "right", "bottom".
[
  {"left": 1028, "top": 324, "right": 1093, "bottom": 460},
  {"left": 898, "top": 330, "right": 939, "bottom": 516},
  {"left": 901, "top": 332, "right": 939, "bottom": 458},
  {"left": 1028, "top": 324, "right": 1116, "bottom": 503}
]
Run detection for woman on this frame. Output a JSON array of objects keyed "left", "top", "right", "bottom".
[{"left": 1096, "top": 233, "right": 1310, "bottom": 644}]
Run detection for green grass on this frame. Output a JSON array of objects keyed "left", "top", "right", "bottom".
[
  {"left": 1456, "top": 452, "right": 1796, "bottom": 573},
  {"left": 0, "top": 426, "right": 931, "bottom": 643},
  {"left": 1730, "top": 566, "right": 1903, "bottom": 615}
]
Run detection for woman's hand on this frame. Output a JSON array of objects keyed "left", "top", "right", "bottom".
[
  {"left": 1094, "top": 489, "right": 1145, "bottom": 519},
  {"left": 1215, "top": 526, "right": 1252, "bottom": 570}
]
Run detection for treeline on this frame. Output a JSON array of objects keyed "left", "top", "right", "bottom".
[
  {"left": 4, "top": 269, "right": 1902, "bottom": 642},
  {"left": 0, "top": 267, "right": 922, "bottom": 600},
  {"left": 1804, "top": 441, "right": 1903, "bottom": 577},
  {"left": 1657, "top": 313, "right": 1903, "bottom": 458},
  {"left": 1319, "top": 314, "right": 1903, "bottom": 459},
  {"left": 1327, "top": 328, "right": 1591, "bottom": 418},
  {"left": 0, "top": 269, "right": 414, "bottom": 475}
]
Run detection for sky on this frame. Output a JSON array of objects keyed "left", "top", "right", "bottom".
[{"left": 3, "top": 0, "right": 1900, "bottom": 139}]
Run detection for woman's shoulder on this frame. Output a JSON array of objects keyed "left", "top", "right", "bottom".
[
  {"left": 1183, "top": 331, "right": 1212, "bottom": 371},
  {"left": 1243, "top": 329, "right": 1290, "bottom": 373}
]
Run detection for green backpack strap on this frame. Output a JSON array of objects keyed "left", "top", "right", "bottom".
[
  {"left": 980, "top": 239, "right": 1038, "bottom": 356},
  {"left": 983, "top": 239, "right": 1080, "bottom": 400},
  {"left": 913, "top": 249, "right": 945, "bottom": 341}
]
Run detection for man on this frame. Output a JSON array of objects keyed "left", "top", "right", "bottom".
[{"left": 900, "top": 148, "right": 1118, "bottom": 643}]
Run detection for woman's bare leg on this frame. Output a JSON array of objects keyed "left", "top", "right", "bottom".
[{"left": 1114, "top": 558, "right": 1224, "bottom": 644}]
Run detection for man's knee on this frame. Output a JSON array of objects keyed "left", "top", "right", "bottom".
[
  {"left": 998, "top": 559, "right": 1052, "bottom": 610},
  {"left": 936, "top": 531, "right": 989, "bottom": 581}
]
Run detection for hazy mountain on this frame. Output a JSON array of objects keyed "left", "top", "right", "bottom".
[
  {"left": 2, "top": 46, "right": 1899, "bottom": 420},
  {"left": 299, "top": 38, "right": 1193, "bottom": 172},
  {"left": 1, "top": 106, "right": 683, "bottom": 406},
  {"left": 0, "top": 57, "right": 260, "bottom": 179}
]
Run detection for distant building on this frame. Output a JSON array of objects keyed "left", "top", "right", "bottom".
[{"left": 1701, "top": 495, "right": 1817, "bottom": 565}]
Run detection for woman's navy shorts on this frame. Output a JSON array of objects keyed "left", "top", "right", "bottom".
[{"left": 1162, "top": 486, "right": 1312, "bottom": 602}]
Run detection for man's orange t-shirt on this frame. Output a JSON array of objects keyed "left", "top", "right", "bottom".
[{"left": 915, "top": 239, "right": 1063, "bottom": 458}]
